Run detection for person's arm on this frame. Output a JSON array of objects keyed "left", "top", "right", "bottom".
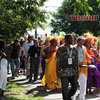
[
  {"left": 40, "top": 46, "right": 45, "bottom": 57},
  {"left": 27, "top": 53, "right": 30, "bottom": 63},
  {"left": 0, "top": 50, "right": 7, "bottom": 59},
  {"left": 21, "top": 44, "right": 25, "bottom": 61},
  {"left": 92, "top": 49, "right": 99, "bottom": 57},
  {"left": 45, "top": 47, "right": 51, "bottom": 57},
  {"left": 45, "top": 46, "right": 55, "bottom": 57},
  {"left": 84, "top": 47, "right": 93, "bottom": 64},
  {"left": 55, "top": 48, "right": 61, "bottom": 78},
  {"left": 27, "top": 46, "right": 32, "bottom": 63},
  {"left": 7, "top": 46, "right": 13, "bottom": 57},
  {"left": 75, "top": 48, "right": 79, "bottom": 78}
]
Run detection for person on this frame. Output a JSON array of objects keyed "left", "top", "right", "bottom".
[
  {"left": 72, "top": 33, "right": 79, "bottom": 45},
  {"left": 22, "top": 36, "right": 34, "bottom": 79},
  {"left": 84, "top": 39, "right": 96, "bottom": 93},
  {"left": 10, "top": 40, "right": 20, "bottom": 79},
  {"left": 59, "top": 38, "right": 65, "bottom": 45},
  {"left": 40, "top": 39, "right": 50, "bottom": 79},
  {"left": 0, "top": 39, "right": 8, "bottom": 99},
  {"left": 5, "top": 44, "right": 12, "bottom": 74},
  {"left": 38, "top": 39, "right": 43, "bottom": 75},
  {"left": 27, "top": 39, "right": 41, "bottom": 82},
  {"left": 55, "top": 34, "right": 78, "bottom": 100},
  {"left": 39, "top": 39, "right": 43, "bottom": 47},
  {"left": 95, "top": 42, "right": 100, "bottom": 63},
  {"left": 41, "top": 39, "right": 61, "bottom": 90},
  {"left": 19, "top": 40, "right": 25, "bottom": 74},
  {"left": 76, "top": 36, "right": 92, "bottom": 100},
  {"left": 92, "top": 41, "right": 100, "bottom": 90}
]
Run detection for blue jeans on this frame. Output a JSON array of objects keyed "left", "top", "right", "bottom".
[
  {"left": 61, "top": 76, "right": 78, "bottom": 100},
  {"left": 10, "top": 58, "right": 20, "bottom": 77},
  {"left": 40, "top": 57, "right": 46, "bottom": 79}
]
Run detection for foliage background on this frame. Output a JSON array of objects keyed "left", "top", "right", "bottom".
[
  {"left": 0, "top": 0, "right": 48, "bottom": 43},
  {"left": 50, "top": 0, "right": 100, "bottom": 36}
]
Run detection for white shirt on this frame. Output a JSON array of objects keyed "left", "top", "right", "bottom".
[
  {"left": 78, "top": 46, "right": 84, "bottom": 63},
  {"left": 22, "top": 42, "right": 34, "bottom": 57},
  {"left": 0, "top": 54, "right": 7, "bottom": 70}
]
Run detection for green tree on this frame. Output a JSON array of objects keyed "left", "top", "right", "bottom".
[
  {"left": 0, "top": 0, "right": 48, "bottom": 43},
  {"left": 50, "top": 0, "right": 100, "bottom": 36}
]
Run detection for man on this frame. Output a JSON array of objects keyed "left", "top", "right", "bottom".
[
  {"left": 56, "top": 34, "right": 78, "bottom": 100},
  {"left": 77, "top": 36, "right": 92, "bottom": 100},
  {"left": 22, "top": 36, "right": 33, "bottom": 79},
  {"left": 10, "top": 40, "right": 20, "bottom": 79},
  {"left": 27, "top": 39, "right": 41, "bottom": 82}
]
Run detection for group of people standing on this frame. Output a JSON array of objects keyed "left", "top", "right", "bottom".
[
  {"left": 41, "top": 34, "right": 100, "bottom": 100},
  {"left": 0, "top": 33, "right": 100, "bottom": 100}
]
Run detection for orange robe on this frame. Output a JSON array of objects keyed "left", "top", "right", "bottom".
[
  {"left": 79, "top": 46, "right": 91, "bottom": 77},
  {"left": 41, "top": 52, "right": 61, "bottom": 89}
]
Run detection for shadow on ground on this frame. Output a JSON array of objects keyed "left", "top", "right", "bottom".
[{"left": 26, "top": 85, "right": 62, "bottom": 97}]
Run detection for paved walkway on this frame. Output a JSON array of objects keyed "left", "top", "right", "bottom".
[{"left": 8, "top": 74, "right": 100, "bottom": 100}]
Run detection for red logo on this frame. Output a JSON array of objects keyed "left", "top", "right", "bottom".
[{"left": 66, "top": 14, "right": 99, "bottom": 21}]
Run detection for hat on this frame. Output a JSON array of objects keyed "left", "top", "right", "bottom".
[{"left": 78, "top": 36, "right": 86, "bottom": 40}]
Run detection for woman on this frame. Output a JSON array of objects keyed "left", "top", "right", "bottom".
[
  {"left": 84, "top": 39, "right": 95, "bottom": 93},
  {"left": 0, "top": 39, "right": 8, "bottom": 99},
  {"left": 85, "top": 40, "right": 100, "bottom": 93},
  {"left": 40, "top": 39, "right": 50, "bottom": 79},
  {"left": 95, "top": 42, "right": 100, "bottom": 63},
  {"left": 41, "top": 39, "right": 61, "bottom": 90},
  {"left": 94, "top": 42, "right": 100, "bottom": 90}
]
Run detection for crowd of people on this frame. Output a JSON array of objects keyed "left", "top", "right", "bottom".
[{"left": 0, "top": 32, "right": 100, "bottom": 100}]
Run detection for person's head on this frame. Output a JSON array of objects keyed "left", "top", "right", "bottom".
[
  {"left": 20, "top": 40, "right": 25, "bottom": 46},
  {"left": 84, "top": 40, "right": 92, "bottom": 49},
  {"left": 33, "top": 39, "right": 38, "bottom": 46},
  {"left": 39, "top": 40, "right": 43, "bottom": 46},
  {"left": 65, "top": 34, "right": 73, "bottom": 45},
  {"left": 50, "top": 39, "right": 58, "bottom": 47},
  {"left": 0, "top": 39, "right": 6, "bottom": 51},
  {"left": 77, "top": 36, "right": 85, "bottom": 47},
  {"left": 38, "top": 37, "right": 41, "bottom": 41},
  {"left": 14, "top": 40, "right": 19, "bottom": 47},
  {"left": 28, "top": 36, "right": 32, "bottom": 43},
  {"left": 60, "top": 38, "right": 65, "bottom": 45},
  {"left": 45, "top": 39, "right": 50, "bottom": 46},
  {"left": 72, "top": 33, "right": 79, "bottom": 44}
]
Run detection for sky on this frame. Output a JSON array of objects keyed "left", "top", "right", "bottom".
[
  {"left": 28, "top": 0, "right": 64, "bottom": 39},
  {"left": 41, "top": 0, "right": 64, "bottom": 12}
]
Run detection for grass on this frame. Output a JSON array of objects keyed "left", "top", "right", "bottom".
[
  {"left": 6, "top": 96, "right": 44, "bottom": 100},
  {"left": 6, "top": 82, "right": 26, "bottom": 94},
  {"left": 5, "top": 81, "right": 44, "bottom": 100}
]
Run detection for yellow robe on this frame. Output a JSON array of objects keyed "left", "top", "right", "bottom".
[{"left": 41, "top": 52, "right": 62, "bottom": 89}]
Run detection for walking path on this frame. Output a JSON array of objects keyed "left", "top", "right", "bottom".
[{"left": 8, "top": 74, "right": 100, "bottom": 100}]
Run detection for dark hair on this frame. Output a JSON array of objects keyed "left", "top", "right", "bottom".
[
  {"left": 65, "top": 34, "right": 72, "bottom": 43},
  {"left": 38, "top": 37, "right": 41, "bottom": 40},
  {"left": 77, "top": 38, "right": 82, "bottom": 42},
  {"left": 14, "top": 40, "right": 19, "bottom": 44},
  {"left": 0, "top": 39, "right": 5, "bottom": 51},
  {"left": 50, "top": 39, "right": 57, "bottom": 45}
]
